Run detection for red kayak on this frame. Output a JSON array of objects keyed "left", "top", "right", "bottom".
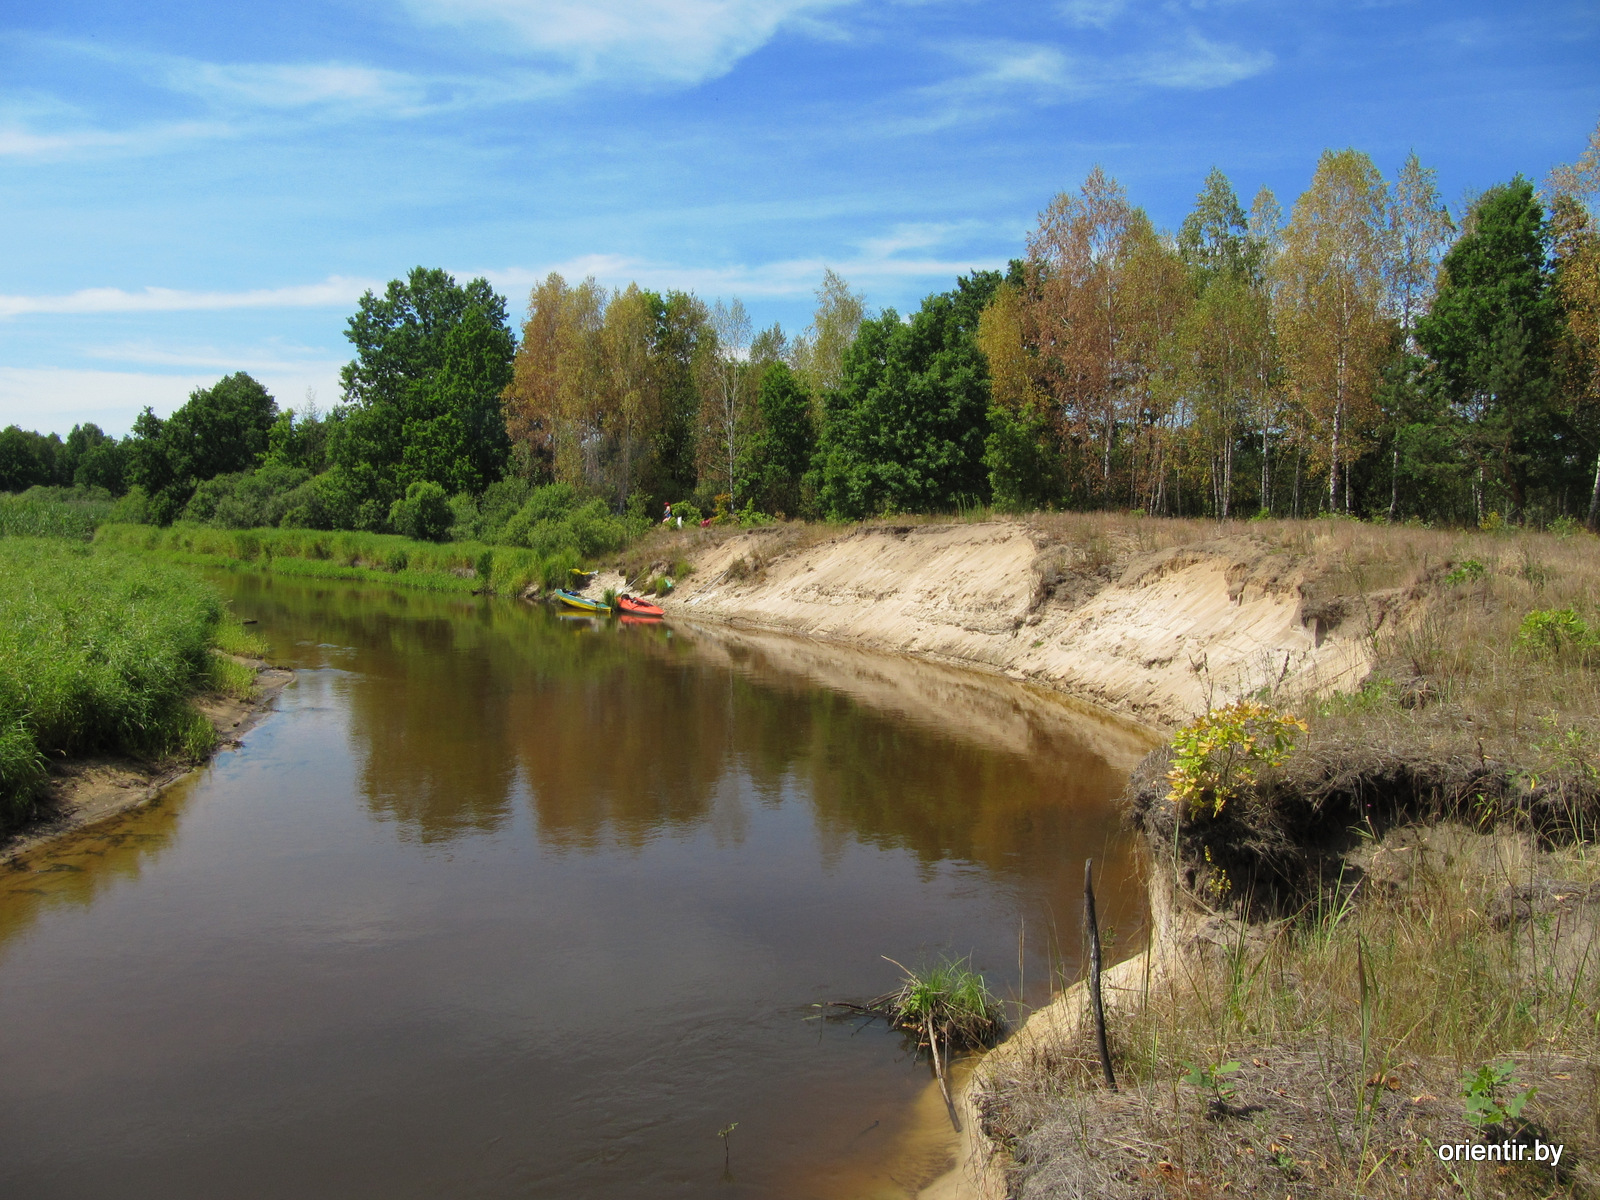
[{"left": 616, "top": 594, "right": 665, "bottom": 617}]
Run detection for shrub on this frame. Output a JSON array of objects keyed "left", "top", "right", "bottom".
[
  {"left": 1166, "top": 700, "right": 1307, "bottom": 819},
  {"left": 388, "top": 481, "right": 453, "bottom": 542},
  {"left": 1514, "top": 607, "right": 1598, "bottom": 660}
]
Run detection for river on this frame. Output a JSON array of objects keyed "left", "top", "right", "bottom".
[{"left": 0, "top": 573, "right": 1152, "bottom": 1199}]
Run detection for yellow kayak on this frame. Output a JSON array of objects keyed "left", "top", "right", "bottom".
[{"left": 554, "top": 589, "right": 609, "bottom": 614}]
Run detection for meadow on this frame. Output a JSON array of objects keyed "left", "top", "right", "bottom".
[
  {"left": 92, "top": 522, "right": 582, "bottom": 599},
  {"left": 0, "top": 537, "right": 258, "bottom": 825}
]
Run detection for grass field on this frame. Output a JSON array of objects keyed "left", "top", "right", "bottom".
[
  {"left": 0, "top": 488, "right": 122, "bottom": 541},
  {"left": 92, "top": 522, "right": 583, "bottom": 598},
  {"left": 0, "top": 537, "right": 259, "bottom": 825}
]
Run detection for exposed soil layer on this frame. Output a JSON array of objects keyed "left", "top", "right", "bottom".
[
  {"left": 0, "top": 660, "right": 293, "bottom": 866},
  {"left": 659, "top": 521, "right": 1377, "bottom": 729}
]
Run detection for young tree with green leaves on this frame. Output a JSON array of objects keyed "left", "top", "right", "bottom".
[
  {"left": 1276, "top": 150, "right": 1391, "bottom": 514},
  {"left": 792, "top": 269, "right": 866, "bottom": 400},
  {"left": 1545, "top": 117, "right": 1600, "bottom": 527},
  {"left": 698, "top": 297, "right": 754, "bottom": 507},
  {"left": 1416, "top": 178, "right": 1561, "bottom": 520},
  {"left": 818, "top": 272, "right": 999, "bottom": 518}
]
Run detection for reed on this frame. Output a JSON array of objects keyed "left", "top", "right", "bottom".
[{"left": 0, "top": 537, "right": 257, "bottom": 824}]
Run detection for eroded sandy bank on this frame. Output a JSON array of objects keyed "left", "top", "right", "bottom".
[{"left": 659, "top": 521, "right": 1379, "bottom": 729}]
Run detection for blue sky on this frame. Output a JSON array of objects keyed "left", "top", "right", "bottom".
[{"left": 2, "top": 0, "right": 1597, "bottom": 436}]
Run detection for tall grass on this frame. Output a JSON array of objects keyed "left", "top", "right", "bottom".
[
  {"left": 0, "top": 538, "right": 250, "bottom": 824},
  {"left": 93, "top": 522, "right": 584, "bottom": 599},
  {"left": 0, "top": 487, "right": 121, "bottom": 540}
]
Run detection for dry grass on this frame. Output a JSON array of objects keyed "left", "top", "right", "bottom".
[
  {"left": 962, "top": 517, "right": 1600, "bottom": 1197},
  {"left": 981, "top": 830, "right": 1600, "bottom": 1198}
]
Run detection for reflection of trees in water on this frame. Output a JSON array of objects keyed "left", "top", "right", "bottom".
[{"left": 224, "top": 577, "right": 1135, "bottom": 895}]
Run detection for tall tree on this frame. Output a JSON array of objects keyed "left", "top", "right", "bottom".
[
  {"left": 600, "top": 283, "right": 660, "bottom": 508},
  {"left": 1416, "top": 178, "right": 1560, "bottom": 518},
  {"left": 1246, "top": 187, "right": 1287, "bottom": 514},
  {"left": 1175, "top": 169, "right": 1271, "bottom": 517},
  {"left": 742, "top": 361, "right": 816, "bottom": 517},
  {"left": 818, "top": 272, "right": 999, "bottom": 519},
  {"left": 334, "top": 267, "right": 514, "bottom": 514},
  {"left": 1378, "top": 152, "right": 1455, "bottom": 520},
  {"left": 1276, "top": 149, "right": 1391, "bottom": 513},
  {"left": 792, "top": 269, "right": 866, "bottom": 399},
  {"left": 698, "top": 298, "right": 753, "bottom": 507},
  {"left": 1545, "top": 117, "right": 1600, "bottom": 526},
  {"left": 1024, "top": 167, "right": 1149, "bottom": 504}
]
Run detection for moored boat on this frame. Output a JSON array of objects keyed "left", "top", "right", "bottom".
[
  {"left": 554, "top": 589, "right": 610, "bottom": 614},
  {"left": 616, "top": 594, "right": 665, "bottom": 618}
]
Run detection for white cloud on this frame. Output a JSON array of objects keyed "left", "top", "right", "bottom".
[
  {"left": 87, "top": 341, "right": 344, "bottom": 374},
  {"left": 924, "top": 31, "right": 1272, "bottom": 114},
  {"left": 165, "top": 61, "right": 434, "bottom": 112},
  {"left": 482, "top": 241, "right": 998, "bottom": 305},
  {"left": 1058, "top": 0, "right": 1129, "bottom": 30},
  {"left": 402, "top": 0, "right": 859, "bottom": 85},
  {"left": 0, "top": 119, "right": 232, "bottom": 158},
  {"left": 1130, "top": 33, "right": 1273, "bottom": 89},
  {"left": 0, "top": 365, "right": 343, "bottom": 436},
  {"left": 0, "top": 277, "right": 379, "bottom": 319}
]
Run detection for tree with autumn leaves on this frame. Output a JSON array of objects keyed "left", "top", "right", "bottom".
[{"left": 36, "top": 121, "right": 1598, "bottom": 539}]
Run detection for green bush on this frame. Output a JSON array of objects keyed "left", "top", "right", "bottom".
[
  {"left": 0, "top": 538, "right": 233, "bottom": 823},
  {"left": 1515, "top": 607, "right": 1598, "bottom": 660},
  {"left": 182, "top": 463, "right": 311, "bottom": 529},
  {"left": 388, "top": 480, "right": 454, "bottom": 541}
]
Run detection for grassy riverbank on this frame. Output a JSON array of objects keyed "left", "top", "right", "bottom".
[
  {"left": 948, "top": 519, "right": 1600, "bottom": 1198},
  {"left": 0, "top": 537, "right": 261, "bottom": 825},
  {"left": 93, "top": 522, "right": 582, "bottom": 597}
]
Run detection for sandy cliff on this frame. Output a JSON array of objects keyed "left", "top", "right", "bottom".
[{"left": 663, "top": 521, "right": 1376, "bottom": 729}]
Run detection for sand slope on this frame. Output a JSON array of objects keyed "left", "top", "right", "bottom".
[{"left": 667, "top": 522, "right": 1374, "bottom": 729}]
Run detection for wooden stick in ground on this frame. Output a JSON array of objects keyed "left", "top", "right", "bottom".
[
  {"left": 1085, "top": 858, "right": 1117, "bottom": 1091},
  {"left": 925, "top": 1012, "right": 961, "bottom": 1131}
]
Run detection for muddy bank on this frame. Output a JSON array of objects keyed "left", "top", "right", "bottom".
[
  {"left": 0, "top": 659, "right": 293, "bottom": 866},
  {"left": 659, "top": 521, "right": 1378, "bottom": 729}
]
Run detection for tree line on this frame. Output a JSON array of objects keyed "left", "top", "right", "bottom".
[{"left": 4, "top": 123, "right": 1598, "bottom": 538}]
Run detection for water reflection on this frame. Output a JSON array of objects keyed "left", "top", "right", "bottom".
[
  {"left": 0, "top": 572, "right": 1157, "bottom": 1200},
  {"left": 225, "top": 576, "right": 1151, "bottom": 875}
]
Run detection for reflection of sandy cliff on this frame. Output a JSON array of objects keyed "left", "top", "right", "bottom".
[{"left": 222, "top": 576, "right": 1151, "bottom": 901}]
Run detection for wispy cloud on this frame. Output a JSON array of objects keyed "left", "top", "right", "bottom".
[
  {"left": 912, "top": 30, "right": 1273, "bottom": 124},
  {"left": 484, "top": 242, "right": 999, "bottom": 306},
  {"left": 1058, "top": 0, "right": 1130, "bottom": 30},
  {"left": 164, "top": 61, "right": 436, "bottom": 112},
  {"left": 402, "top": 0, "right": 861, "bottom": 85},
  {"left": 0, "top": 277, "right": 379, "bottom": 319},
  {"left": 87, "top": 341, "right": 344, "bottom": 374},
  {"left": 0, "top": 118, "right": 233, "bottom": 158}
]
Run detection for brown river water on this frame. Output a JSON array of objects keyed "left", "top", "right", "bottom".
[{"left": 0, "top": 573, "right": 1153, "bottom": 1199}]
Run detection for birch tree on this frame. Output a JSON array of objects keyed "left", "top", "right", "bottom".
[{"left": 1276, "top": 150, "right": 1390, "bottom": 513}]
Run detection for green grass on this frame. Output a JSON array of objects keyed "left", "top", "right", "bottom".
[
  {"left": 0, "top": 537, "right": 254, "bottom": 825},
  {"left": 93, "top": 522, "right": 583, "bottom": 599},
  {"left": 0, "top": 488, "right": 121, "bottom": 540},
  {"left": 885, "top": 955, "right": 1005, "bottom": 1049}
]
